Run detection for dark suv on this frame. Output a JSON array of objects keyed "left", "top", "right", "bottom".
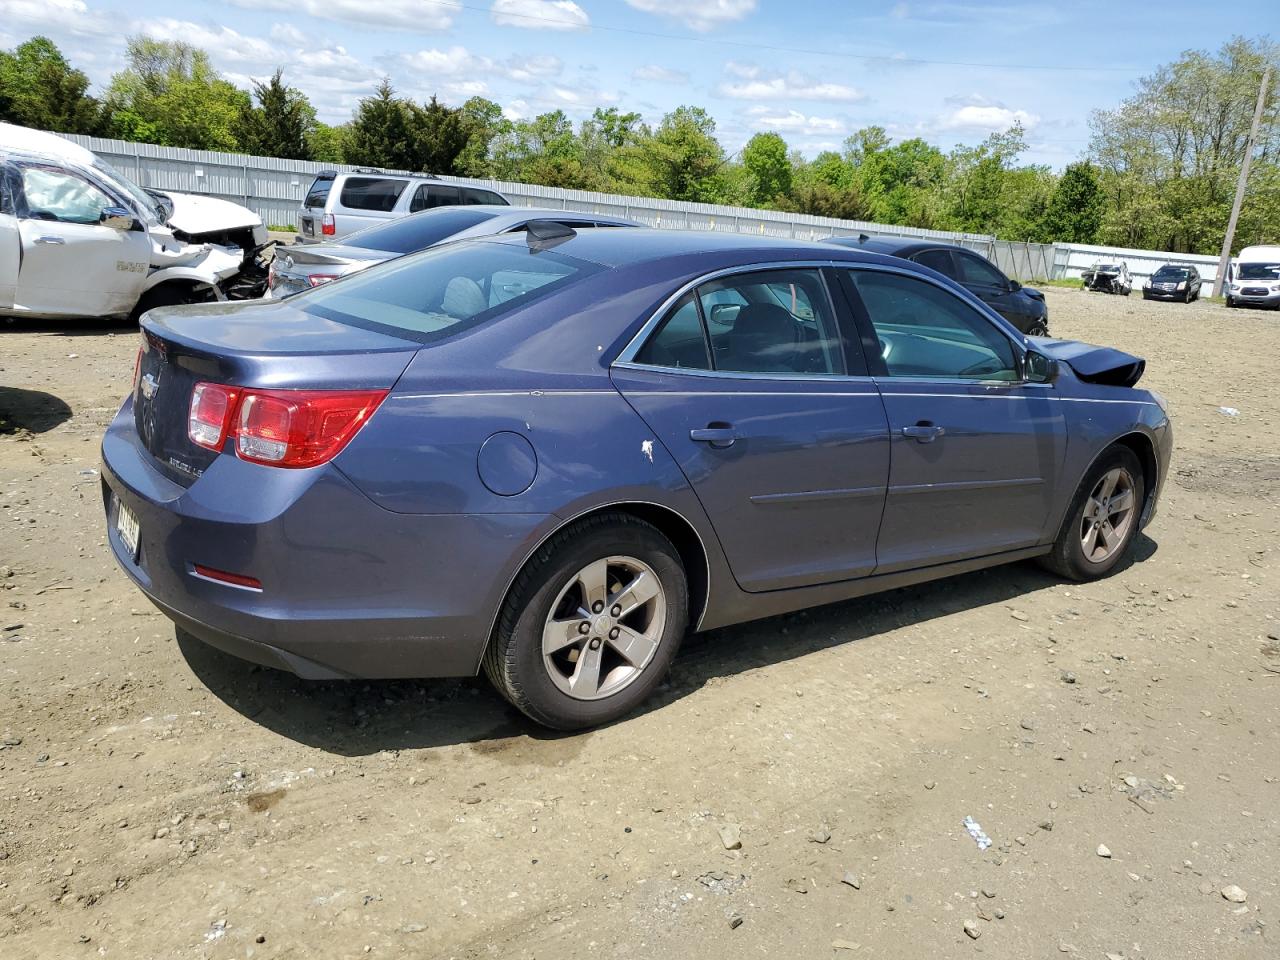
[
  {"left": 824, "top": 235, "right": 1048, "bottom": 335},
  {"left": 1143, "top": 264, "right": 1202, "bottom": 303}
]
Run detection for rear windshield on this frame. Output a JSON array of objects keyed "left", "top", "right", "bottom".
[
  {"left": 344, "top": 208, "right": 498, "bottom": 254},
  {"left": 303, "top": 175, "right": 334, "bottom": 209},
  {"left": 339, "top": 177, "right": 407, "bottom": 212},
  {"left": 300, "top": 240, "right": 600, "bottom": 342}
]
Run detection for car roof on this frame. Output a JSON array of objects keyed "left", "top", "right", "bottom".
[
  {"left": 0, "top": 122, "right": 98, "bottom": 166},
  {"left": 823, "top": 234, "right": 966, "bottom": 258},
  {"left": 480, "top": 227, "right": 875, "bottom": 269}
]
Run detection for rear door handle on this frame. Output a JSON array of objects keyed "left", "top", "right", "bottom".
[
  {"left": 690, "top": 424, "right": 737, "bottom": 448},
  {"left": 34, "top": 236, "right": 66, "bottom": 245},
  {"left": 902, "top": 423, "right": 945, "bottom": 443}
]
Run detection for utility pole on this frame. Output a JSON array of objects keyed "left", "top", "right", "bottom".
[{"left": 1213, "top": 64, "right": 1273, "bottom": 298}]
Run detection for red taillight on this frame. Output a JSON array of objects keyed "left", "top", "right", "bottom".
[
  {"left": 321, "top": 213, "right": 335, "bottom": 236},
  {"left": 188, "top": 383, "right": 239, "bottom": 451},
  {"left": 187, "top": 383, "right": 386, "bottom": 468},
  {"left": 307, "top": 274, "right": 339, "bottom": 287}
]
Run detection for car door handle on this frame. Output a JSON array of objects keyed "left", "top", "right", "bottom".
[
  {"left": 34, "top": 236, "right": 66, "bottom": 245},
  {"left": 690, "top": 424, "right": 737, "bottom": 448},
  {"left": 902, "top": 423, "right": 945, "bottom": 443}
]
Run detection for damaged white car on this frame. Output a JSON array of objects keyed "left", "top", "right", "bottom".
[{"left": 0, "top": 123, "right": 271, "bottom": 321}]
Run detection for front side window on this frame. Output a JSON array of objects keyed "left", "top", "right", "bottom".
[
  {"left": 847, "top": 269, "right": 1018, "bottom": 381},
  {"left": 339, "top": 177, "right": 407, "bottom": 212},
  {"left": 956, "top": 252, "right": 1007, "bottom": 288},
  {"left": 19, "top": 165, "right": 113, "bottom": 224},
  {"left": 633, "top": 269, "right": 845, "bottom": 376},
  {"left": 301, "top": 241, "right": 597, "bottom": 342}
]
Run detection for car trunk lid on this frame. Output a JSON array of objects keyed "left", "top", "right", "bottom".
[{"left": 133, "top": 299, "right": 419, "bottom": 486}]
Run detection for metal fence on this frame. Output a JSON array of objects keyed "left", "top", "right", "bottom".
[
  {"left": 42, "top": 132, "right": 1221, "bottom": 286},
  {"left": 57, "top": 132, "right": 996, "bottom": 246}
]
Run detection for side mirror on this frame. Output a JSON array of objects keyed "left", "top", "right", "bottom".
[
  {"left": 100, "top": 207, "right": 137, "bottom": 232},
  {"left": 1008, "top": 279, "right": 1022, "bottom": 292},
  {"left": 1024, "top": 350, "right": 1058, "bottom": 384}
]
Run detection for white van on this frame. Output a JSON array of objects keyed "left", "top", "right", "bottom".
[
  {"left": 0, "top": 123, "right": 270, "bottom": 320},
  {"left": 1226, "top": 244, "right": 1280, "bottom": 309}
]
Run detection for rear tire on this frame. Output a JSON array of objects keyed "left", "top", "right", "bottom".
[
  {"left": 483, "top": 513, "right": 688, "bottom": 730},
  {"left": 1039, "top": 446, "right": 1145, "bottom": 582}
]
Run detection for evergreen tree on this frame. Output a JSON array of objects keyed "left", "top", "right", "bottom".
[{"left": 235, "top": 70, "right": 316, "bottom": 160}]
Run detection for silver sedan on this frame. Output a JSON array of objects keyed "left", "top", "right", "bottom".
[{"left": 267, "top": 205, "right": 641, "bottom": 297}]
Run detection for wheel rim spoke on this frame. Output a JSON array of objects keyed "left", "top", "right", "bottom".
[
  {"left": 1082, "top": 523, "right": 1100, "bottom": 557},
  {"left": 1098, "top": 469, "right": 1120, "bottom": 500},
  {"left": 1108, "top": 489, "right": 1133, "bottom": 514},
  {"left": 610, "top": 624, "right": 658, "bottom": 667},
  {"left": 576, "top": 558, "right": 610, "bottom": 611},
  {"left": 568, "top": 642, "right": 604, "bottom": 697},
  {"left": 610, "top": 571, "right": 659, "bottom": 619},
  {"left": 543, "top": 617, "right": 584, "bottom": 656}
]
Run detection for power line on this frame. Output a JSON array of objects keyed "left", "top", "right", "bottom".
[{"left": 424, "top": 0, "right": 1143, "bottom": 74}]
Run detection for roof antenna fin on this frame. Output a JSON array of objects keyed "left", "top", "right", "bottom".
[{"left": 525, "top": 219, "right": 576, "bottom": 249}]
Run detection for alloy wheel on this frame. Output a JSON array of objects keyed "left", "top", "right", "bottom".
[
  {"left": 542, "top": 556, "right": 667, "bottom": 701},
  {"left": 1080, "top": 467, "right": 1137, "bottom": 564}
]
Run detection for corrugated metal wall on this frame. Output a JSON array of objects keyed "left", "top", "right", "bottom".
[
  {"left": 1052, "top": 243, "right": 1222, "bottom": 285},
  {"left": 59, "top": 132, "right": 995, "bottom": 246}
]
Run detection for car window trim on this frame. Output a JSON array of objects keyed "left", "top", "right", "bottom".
[
  {"left": 614, "top": 260, "right": 868, "bottom": 381},
  {"left": 836, "top": 262, "right": 1030, "bottom": 384}
]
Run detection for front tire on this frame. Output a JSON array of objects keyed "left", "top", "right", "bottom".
[
  {"left": 483, "top": 513, "right": 689, "bottom": 730},
  {"left": 1039, "top": 446, "right": 1145, "bottom": 581}
]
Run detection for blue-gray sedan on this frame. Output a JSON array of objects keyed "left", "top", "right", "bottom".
[{"left": 102, "top": 227, "right": 1172, "bottom": 729}]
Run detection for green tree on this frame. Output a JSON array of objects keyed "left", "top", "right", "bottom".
[
  {"left": 346, "top": 79, "right": 415, "bottom": 169},
  {"left": 409, "top": 96, "right": 471, "bottom": 174},
  {"left": 742, "top": 131, "right": 792, "bottom": 207},
  {"left": 0, "top": 36, "right": 102, "bottom": 134},
  {"left": 307, "top": 122, "right": 350, "bottom": 163},
  {"left": 638, "top": 106, "right": 726, "bottom": 202},
  {"left": 105, "top": 37, "right": 249, "bottom": 150},
  {"left": 1037, "top": 162, "right": 1103, "bottom": 243},
  {"left": 234, "top": 70, "right": 316, "bottom": 160},
  {"left": 454, "top": 97, "right": 507, "bottom": 177}
]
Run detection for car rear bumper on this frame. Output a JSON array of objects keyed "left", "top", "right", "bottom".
[{"left": 101, "top": 399, "right": 549, "bottom": 680}]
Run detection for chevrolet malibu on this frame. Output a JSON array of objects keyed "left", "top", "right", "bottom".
[{"left": 102, "top": 227, "right": 1171, "bottom": 730}]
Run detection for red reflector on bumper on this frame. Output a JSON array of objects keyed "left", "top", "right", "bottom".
[{"left": 192, "top": 564, "right": 263, "bottom": 591}]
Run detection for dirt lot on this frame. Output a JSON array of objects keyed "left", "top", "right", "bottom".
[{"left": 1, "top": 289, "right": 1277, "bottom": 960}]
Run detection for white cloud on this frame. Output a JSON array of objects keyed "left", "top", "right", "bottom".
[
  {"left": 937, "top": 95, "right": 1038, "bottom": 131},
  {"left": 227, "top": 0, "right": 453, "bottom": 32},
  {"left": 491, "top": 0, "right": 589, "bottom": 31},
  {"left": 625, "top": 0, "right": 757, "bottom": 32},
  {"left": 632, "top": 64, "right": 690, "bottom": 84},
  {"left": 720, "top": 62, "right": 865, "bottom": 102},
  {"left": 744, "top": 106, "right": 846, "bottom": 136},
  {"left": 398, "top": 46, "right": 564, "bottom": 84},
  {"left": 0, "top": 0, "right": 115, "bottom": 37},
  {"left": 269, "top": 23, "right": 309, "bottom": 47},
  {"left": 144, "top": 20, "right": 277, "bottom": 65}
]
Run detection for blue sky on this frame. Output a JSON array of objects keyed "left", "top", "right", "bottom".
[{"left": 2, "top": 0, "right": 1275, "bottom": 167}]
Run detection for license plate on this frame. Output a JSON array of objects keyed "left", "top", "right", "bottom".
[{"left": 116, "top": 499, "right": 141, "bottom": 560}]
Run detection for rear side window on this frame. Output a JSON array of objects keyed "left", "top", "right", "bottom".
[
  {"left": 463, "top": 188, "right": 507, "bottom": 205},
  {"left": 635, "top": 293, "right": 711, "bottom": 369},
  {"left": 303, "top": 175, "right": 334, "bottom": 209},
  {"left": 344, "top": 208, "right": 498, "bottom": 254},
  {"left": 339, "top": 177, "right": 407, "bottom": 212},
  {"left": 301, "top": 241, "right": 598, "bottom": 342},
  {"left": 410, "top": 184, "right": 461, "bottom": 211}
]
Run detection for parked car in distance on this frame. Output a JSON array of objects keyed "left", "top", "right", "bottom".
[
  {"left": 1082, "top": 261, "right": 1132, "bottom": 296},
  {"left": 1, "top": 123, "right": 270, "bottom": 320},
  {"left": 1142, "top": 264, "right": 1202, "bottom": 302},
  {"left": 298, "top": 170, "right": 509, "bottom": 242},
  {"left": 103, "top": 229, "right": 1170, "bottom": 730},
  {"left": 1226, "top": 244, "right": 1280, "bottom": 309},
  {"left": 269, "top": 206, "right": 640, "bottom": 297},
  {"left": 823, "top": 234, "right": 1049, "bottom": 335}
]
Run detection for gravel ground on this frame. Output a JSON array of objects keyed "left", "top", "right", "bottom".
[{"left": 1, "top": 288, "right": 1277, "bottom": 960}]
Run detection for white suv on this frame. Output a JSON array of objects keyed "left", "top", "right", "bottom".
[
  {"left": 1, "top": 123, "right": 270, "bottom": 320},
  {"left": 297, "top": 170, "right": 509, "bottom": 242}
]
